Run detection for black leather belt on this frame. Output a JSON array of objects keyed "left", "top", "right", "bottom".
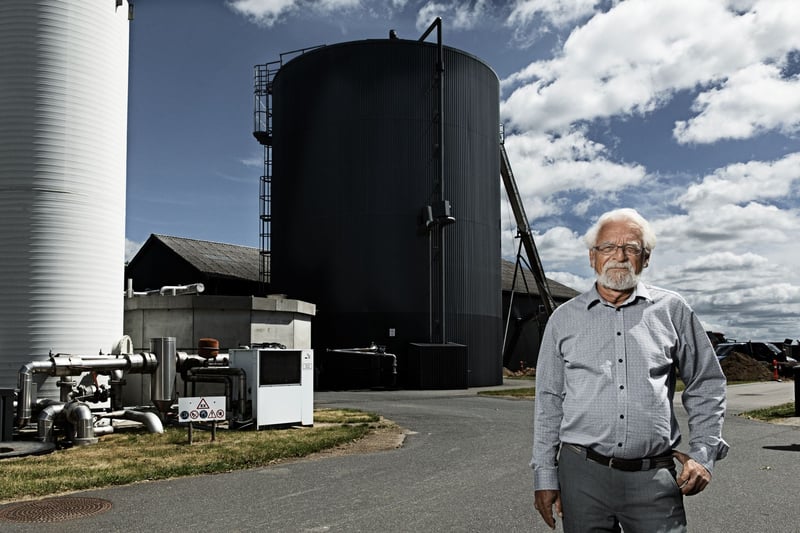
[{"left": 571, "top": 444, "right": 674, "bottom": 471}]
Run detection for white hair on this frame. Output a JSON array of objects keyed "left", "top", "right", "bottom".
[{"left": 583, "top": 208, "right": 657, "bottom": 253}]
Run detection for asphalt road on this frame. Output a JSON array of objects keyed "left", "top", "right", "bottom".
[{"left": 1, "top": 381, "right": 798, "bottom": 532}]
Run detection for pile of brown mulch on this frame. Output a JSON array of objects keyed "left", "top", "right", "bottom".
[
  {"left": 503, "top": 367, "right": 535, "bottom": 378},
  {"left": 511, "top": 351, "right": 777, "bottom": 382},
  {"left": 720, "top": 351, "right": 773, "bottom": 381}
]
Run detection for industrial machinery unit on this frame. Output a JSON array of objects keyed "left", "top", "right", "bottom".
[{"left": 229, "top": 348, "right": 314, "bottom": 428}]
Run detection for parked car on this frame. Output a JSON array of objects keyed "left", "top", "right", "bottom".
[{"left": 715, "top": 341, "right": 798, "bottom": 375}]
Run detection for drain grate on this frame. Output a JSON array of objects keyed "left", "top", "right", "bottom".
[{"left": 0, "top": 497, "right": 112, "bottom": 523}]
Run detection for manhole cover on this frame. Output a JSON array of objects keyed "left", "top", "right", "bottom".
[{"left": 0, "top": 497, "right": 112, "bottom": 523}]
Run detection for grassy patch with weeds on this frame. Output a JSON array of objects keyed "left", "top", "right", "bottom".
[
  {"left": 478, "top": 387, "right": 535, "bottom": 399},
  {"left": 0, "top": 409, "right": 381, "bottom": 503},
  {"left": 477, "top": 379, "right": 760, "bottom": 400},
  {"left": 313, "top": 408, "right": 380, "bottom": 424},
  {"left": 739, "top": 402, "right": 797, "bottom": 422}
]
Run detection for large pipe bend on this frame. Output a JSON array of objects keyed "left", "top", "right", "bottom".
[
  {"left": 17, "top": 360, "right": 56, "bottom": 427},
  {"left": 64, "top": 401, "right": 97, "bottom": 445},
  {"left": 36, "top": 400, "right": 65, "bottom": 443},
  {"left": 123, "top": 409, "right": 164, "bottom": 434}
]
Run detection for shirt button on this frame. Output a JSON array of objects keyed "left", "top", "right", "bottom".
[
  {"left": 618, "top": 358, "right": 623, "bottom": 363},
  {"left": 617, "top": 443, "right": 623, "bottom": 447},
  {"left": 619, "top": 385, "right": 624, "bottom": 390},
  {"left": 620, "top": 414, "right": 624, "bottom": 419},
  {"left": 616, "top": 331, "right": 621, "bottom": 336}
]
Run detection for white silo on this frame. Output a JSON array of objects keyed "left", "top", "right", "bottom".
[{"left": 0, "top": 1, "right": 131, "bottom": 399}]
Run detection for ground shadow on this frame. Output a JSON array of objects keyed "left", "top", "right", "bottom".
[{"left": 763, "top": 444, "right": 800, "bottom": 452}]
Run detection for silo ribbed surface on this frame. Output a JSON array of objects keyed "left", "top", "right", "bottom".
[
  {"left": 271, "top": 39, "right": 502, "bottom": 386},
  {"left": 0, "top": 1, "right": 130, "bottom": 397}
]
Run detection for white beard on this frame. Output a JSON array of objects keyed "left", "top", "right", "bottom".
[{"left": 597, "top": 260, "right": 640, "bottom": 291}]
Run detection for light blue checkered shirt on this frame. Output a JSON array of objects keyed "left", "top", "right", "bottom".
[{"left": 532, "top": 282, "right": 729, "bottom": 491}]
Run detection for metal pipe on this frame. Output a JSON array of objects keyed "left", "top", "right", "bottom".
[
  {"left": 158, "top": 283, "right": 205, "bottom": 296},
  {"left": 122, "top": 409, "right": 163, "bottom": 433},
  {"left": 187, "top": 367, "right": 247, "bottom": 420},
  {"left": 16, "top": 352, "right": 158, "bottom": 428},
  {"left": 151, "top": 337, "right": 176, "bottom": 414},
  {"left": 183, "top": 372, "right": 248, "bottom": 424},
  {"left": 93, "top": 425, "right": 115, "bottom": 436},
  {"left": 380, "top": 352, "right": 398, "bottom": 387},
  {"left": 64, "top": 401, "right": 97, "bottom": 445},
  {"left": 434, "top": 19, "right": 447, "bottom": 343},
  {"left": 109, "top": 369, "right": 125, "bottom": 411},
  {"left": 177, "top": 351, "right": 229, "bottom": 369},
  {"left": 51, "top": 353, "right": 157, "bottom": 376},
  {"left": 17, "top": 360, "right": 54, "bottom": 427},
  {"left": 420, "top": 17, "right": 448, "bottom": 343},
  {"left": 96, "top": 409, "right": 164, "bottom": 434},
  {"left": 36, "top": 400, "right": 65, "bottom": 442},
  {"left": 186, "top": 373, "right": 229, "bottom": 395},
  {"left": 327, "top": 345, "right": 397, "bottom": 387}
]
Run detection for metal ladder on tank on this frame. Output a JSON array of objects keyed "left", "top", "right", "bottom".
[
  {"left": 253, "top": 46, "right": 327, "bottom": 290},
  {"left": 253, "top": 61, "right": 280, "bottom": 289}
]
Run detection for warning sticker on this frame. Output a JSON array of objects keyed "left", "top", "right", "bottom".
[{"left": 177, "top": 396, "right": 226, "bottom": 423}]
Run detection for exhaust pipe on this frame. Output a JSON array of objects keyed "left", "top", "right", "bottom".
[{"left": 150, "top": 337, "right": 177, "bottom": 414}]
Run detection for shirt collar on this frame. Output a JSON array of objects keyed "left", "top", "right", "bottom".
[{"left": 582, "top": 281, "right": 653, "bottom": 309}]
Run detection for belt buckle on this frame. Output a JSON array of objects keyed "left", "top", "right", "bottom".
[{"left": 608, "top": 457, "right": 616, "bottom": 469}]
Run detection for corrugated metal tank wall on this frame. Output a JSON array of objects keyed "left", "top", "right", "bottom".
[
  {"left": 0, "top": 1, "right": 130, "bottom": 397},
  {"left": 271, "top": 39, "right": 501, "bottom": 386}
]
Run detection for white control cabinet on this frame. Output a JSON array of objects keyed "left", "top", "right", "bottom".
[{"left": 228, "top": 348, "right": 314, "bottom": 428}]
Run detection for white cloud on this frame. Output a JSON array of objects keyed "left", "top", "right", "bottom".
[
  {"left": 683, "top": 251, "right": 769, "bottom": 273},
  {"left": 654, "top": 202, "right": 799, "bottom": 252},
  {"left": 548, "top": 270, "right": 593, "bottom": 292},
  {"left": 501, "top": 0, "right": 800, "bottom": 134},
  {"left": 416, "top": 0, "right": 490, "bottom": 31},
  {"left": 226, "top": 0, "right": 361, "bottom": 27},
  {"left": 506, "top": 0, "right": 601, "bottom": 29},
  {"left": 674, "top": 63, "right": 800, "bottom": 143},
  {"left": 125, "top": 239, "right": 143, "bottom": 262},
  {"left": 239, "top": 155, "right": 264, "bottom": 168},
  {"left": 679, "top": 152, "right": 800, "bottom": 208},
  {"left": 537, "top": 225, "right": 586, "bottom": 265},
  {"left": 226, "top": 0, "right": 299, "bottom": 26},
  {"left": 502, "top": 129, "right": 647, "bottom": 199}
]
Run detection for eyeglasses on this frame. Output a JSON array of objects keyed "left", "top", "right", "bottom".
[{"left": 592, "top": 243, "right": 644, "bottom": 257}]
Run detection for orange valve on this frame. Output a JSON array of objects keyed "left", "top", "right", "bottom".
[{"left": 198, "top": 338, "right": 220, "bottom": 359}]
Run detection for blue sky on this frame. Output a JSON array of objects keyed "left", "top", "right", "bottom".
[{"left": 126, "top": 0, "right": 800, "bottom": 341}]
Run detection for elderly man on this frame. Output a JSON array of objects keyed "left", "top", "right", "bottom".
[{"left": 532, "top": 208, "right": 728, "bottom": 532}]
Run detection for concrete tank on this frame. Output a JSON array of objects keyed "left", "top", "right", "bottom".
[
  {"left": 270, "top": 39, "right": 502, "bottom": 386},
  {"left": 0, "top": 1, "right": 131, "bottom": 398}
]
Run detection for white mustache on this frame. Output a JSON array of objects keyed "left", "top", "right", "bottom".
[{"left": 602, "top": 261, "right": 634, "bottom": 274}]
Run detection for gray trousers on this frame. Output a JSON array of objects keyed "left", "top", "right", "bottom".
[{"left": 558, "top": 444, "right": 687, "bottom": 533}]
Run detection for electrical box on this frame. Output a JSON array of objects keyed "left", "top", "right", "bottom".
[{"left": 228, "top": 348, "right": 314, "bottom": 428}]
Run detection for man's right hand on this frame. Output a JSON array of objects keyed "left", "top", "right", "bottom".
[{"left": 534, "top": 489, "right": 562, "bottom": 529}]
